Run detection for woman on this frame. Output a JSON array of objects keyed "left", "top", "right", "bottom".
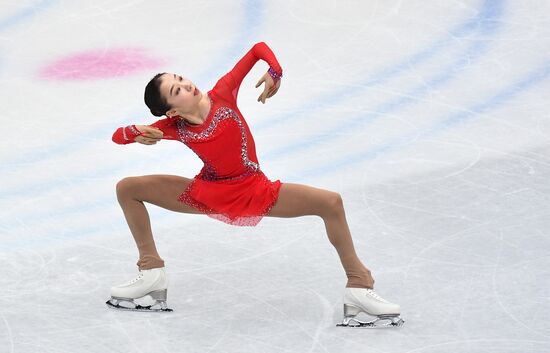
[{"left": 107, "top": 42, "right": 403, "bottom": 327}]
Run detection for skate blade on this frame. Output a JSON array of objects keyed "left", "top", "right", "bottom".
[
  {"left": 336, "top": 315, "right": 404, "bottom": 328},
  {"left": 105, "top": 299, "right": 173, "bottom": 312}
]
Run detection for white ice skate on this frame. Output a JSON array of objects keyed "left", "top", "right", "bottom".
[
  {"left": 106, "top": 267, "right": 172, "bottom": 312},
  {"left": 336, "top": 287, "right": 404, "bottom": 328}
]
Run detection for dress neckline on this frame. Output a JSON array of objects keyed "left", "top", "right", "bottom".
[{"left": 183, "top": 91, "right": 214, "bottom": 128}]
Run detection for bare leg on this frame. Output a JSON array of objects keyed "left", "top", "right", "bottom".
[
  {"left": 116, "top": 175, "right": 203, "bottom": 270},
  {"left": 266, "top": 183, "right": 374, "bottom": 288}
]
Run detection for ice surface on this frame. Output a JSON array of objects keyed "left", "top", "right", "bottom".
[{"left": 1, "top": 0, "right": 549, "bottom": 352}]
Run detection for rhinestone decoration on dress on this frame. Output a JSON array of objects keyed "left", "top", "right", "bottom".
[{"left": 176, "top": 106, "right": 260, "bottom": 177}]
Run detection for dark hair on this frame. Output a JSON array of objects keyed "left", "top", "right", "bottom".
[{"left": 144, "top": 72, "right": 171, "bottom": 117}]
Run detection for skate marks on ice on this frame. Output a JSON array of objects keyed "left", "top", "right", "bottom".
[{"left": 354, "top": 146, "right": 550, "bottom": 342}]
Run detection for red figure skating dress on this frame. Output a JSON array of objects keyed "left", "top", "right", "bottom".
[{"left": 112, "top": 42, "right": 283, "bottom": 226}]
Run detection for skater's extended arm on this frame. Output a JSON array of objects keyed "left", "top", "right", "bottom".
[
  {"left": 215, "top": 41, "right": 283, "bottom": 104},
  {"left": 112, "top": 118, "right": 179, "bottom": 145}
]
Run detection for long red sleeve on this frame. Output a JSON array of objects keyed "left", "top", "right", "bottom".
[
  {"left": 215, "top": 42, "right": 283, "bottom": 103},
  {"left": 112, "top": 118, "right": 180, "bottom": 144},
  {"left": 111, "top": 124, "right": 142, "bottom": 144}
]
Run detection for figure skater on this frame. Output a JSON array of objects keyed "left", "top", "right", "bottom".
[{"left": 107, "top": 42, "right": 403, "bottom": 327}]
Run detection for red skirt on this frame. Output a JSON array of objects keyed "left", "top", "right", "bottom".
[{"left": 178, "top": 170, "right": 282, "bottom": 226}]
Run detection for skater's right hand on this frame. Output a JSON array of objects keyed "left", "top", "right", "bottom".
[{"left": 135, "top": 125, "right": 163, "bottom": 145}]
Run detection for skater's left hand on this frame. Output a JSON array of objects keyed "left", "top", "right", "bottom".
[{"left": 255, "top": 72, "right": 281, "bottom": 104}]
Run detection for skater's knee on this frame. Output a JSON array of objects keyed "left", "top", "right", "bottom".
[
  {"left": 116, "top": 176, "right": 140, "bottom": 198},
  {"left": 325, "top": 192, "right": 344, "bottom": 216},
  {"left": 317, "top": 191, "right": 344, "bottom": 218}
]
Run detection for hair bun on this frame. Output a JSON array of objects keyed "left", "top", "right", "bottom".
[
  {"left": 151, "top": 109, "right": 163, "bottom": 117},
  {"left": 144, "top": 72, "right": 170, "bottom": 118}
]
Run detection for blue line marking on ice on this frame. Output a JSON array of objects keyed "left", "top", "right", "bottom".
[
  {"left": 296, "top": 60, "right": 550, "bottom": 180},
  {"left": 262, "top": 0, "right": 503, "bottom": 160},
  {"left": 0, "top": 0, "right": 55, "bottom": 32},
  {"left": 0, "top": 0, "right": 56, "bottom": 73},
  {"left": 254, "top": 0, "right": 502, "bottom": 133}
]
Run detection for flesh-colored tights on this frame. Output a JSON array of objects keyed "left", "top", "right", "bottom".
[{"left": 116, "top": 176, "right": 374, "bottom": 289}]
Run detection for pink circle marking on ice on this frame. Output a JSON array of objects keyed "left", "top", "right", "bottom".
[{"left": 38, "top": 48, "right": 166, "bottom": 80}]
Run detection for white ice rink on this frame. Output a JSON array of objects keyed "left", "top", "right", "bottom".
[{"left": 1, "top": 0, "right": 550, "bottom": 352}]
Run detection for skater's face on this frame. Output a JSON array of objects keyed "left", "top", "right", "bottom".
[{"left": 158, "top": 73, "right": 203, "bottom": 117}]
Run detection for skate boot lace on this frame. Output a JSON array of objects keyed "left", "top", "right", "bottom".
[
  {"left": 124, "top": 271, "right": 144, "bottom": 285},
  {"left": 365, "top": 288, "right": 389, "bottom": 303}
]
